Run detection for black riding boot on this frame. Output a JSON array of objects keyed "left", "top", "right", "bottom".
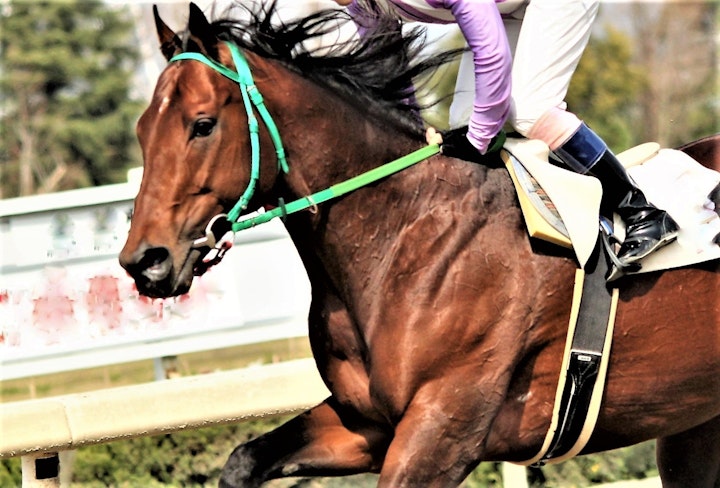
[{"left": 554, "top": 124, "right": 679, "bottom": 267}]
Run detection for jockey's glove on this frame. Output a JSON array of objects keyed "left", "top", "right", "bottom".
[{"left": 440, "top": 126, "right": 506, "bottom": 164}]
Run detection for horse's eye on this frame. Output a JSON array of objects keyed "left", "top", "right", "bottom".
[{"left": 191, "top": 118, "right": 216, "bottom": 138}]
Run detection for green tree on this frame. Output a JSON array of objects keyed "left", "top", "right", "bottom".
[
  {"left": 0, "top": 0, "right": 143, "bottom": 198},
  {"left": 628, "top": 1, "right": 718, "bottom": 148},
  {"left": 566, "top": 27, "right": 647, "bottom": 152}
]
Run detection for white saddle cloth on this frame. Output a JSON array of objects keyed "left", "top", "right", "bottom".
[{"left": 502, "top": 138, "right": 720, "bottom": 273}]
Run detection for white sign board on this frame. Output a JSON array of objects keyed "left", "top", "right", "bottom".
[{"left": 0, "top": 173, "right": 311, "bottom": 380}]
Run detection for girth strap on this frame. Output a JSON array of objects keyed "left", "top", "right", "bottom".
[{"left": 522, "top": 233, "right": 619, "bottom": 466}]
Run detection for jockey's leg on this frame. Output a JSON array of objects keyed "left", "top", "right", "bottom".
[
  {"left": 508, "top": 0, "right": 677, "bottom": 265},
  {"left": 550, "top": 120, "right": 679, "bottom": 265},
  {"left": 509, "top": 0, "right": 599, "bottom": 137}
]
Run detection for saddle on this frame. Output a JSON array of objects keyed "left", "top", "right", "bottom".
[
  {"left": 501, "top": 137, "right": 720, "bottom": 273},
  {"left": 500, "top": 138, "right": 720, "bottom": 465}
]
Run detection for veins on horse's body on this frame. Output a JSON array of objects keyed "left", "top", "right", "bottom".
[{"left": 123, "top": 4, "right": 720, "bottom": 486}]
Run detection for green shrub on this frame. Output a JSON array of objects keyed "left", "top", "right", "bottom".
[
  {"left": 0, "top": 457, "right": 21, "bottom": 487},
  {"left": 529, "top": 441, "right": 657, "bottom": 487},
  {"left": 72, "top": 419, "right": 285, "bottom": 486},
  {"left": 1, "top": 422, "right": 656, "bottom": 487}
]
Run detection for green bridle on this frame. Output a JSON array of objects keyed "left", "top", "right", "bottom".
[
  {"left": 169, "top": 41, "right": 439, "bottom": 251},
  {"left": 170, "top": 42, "right": 289, "bottom": 222}
]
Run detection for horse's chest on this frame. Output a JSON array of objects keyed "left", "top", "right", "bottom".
[{"left": 307, "top": 298, "right": 378, "bottom": 413}]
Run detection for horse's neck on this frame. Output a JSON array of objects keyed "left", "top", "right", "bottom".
[
  {"left": 252, "top": 54, "right": 423, "bottom": 193},
  {"left": 280, "top": 118, "right": 425, "bottom": 288},
  {"left": 283, "top": 105, "right": 422, "bottom": 193},
  {"left": 254, "top": 58, "right": 524, "bottom": 309},
  {"left": 280, "top": 131, "right": 517, "bottom": 311}
]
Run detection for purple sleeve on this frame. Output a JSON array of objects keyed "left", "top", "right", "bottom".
[
  {"left": 346, "top": 1, "right": 375, "bottom": 37},
  {"left": 427, "top": 0, "right": 511, "bottom": 153},
  {"left": 347, "top": 0, "right": 363, "bottom": 18}
]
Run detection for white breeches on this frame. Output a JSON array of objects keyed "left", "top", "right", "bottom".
[{"left": 449, "top": 0, "right": 600, "bottom": 137}]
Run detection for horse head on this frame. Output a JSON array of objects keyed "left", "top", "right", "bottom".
[
  {"left": 120, "top": 3, "right": 284, "bottom": 297},
  {"left": 120, "top": 2, "right": 454, "bottom": 298}
]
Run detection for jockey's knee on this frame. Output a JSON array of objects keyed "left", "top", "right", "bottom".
[
  {"left": 509, "top": 117, "right": 535, "bottom": 138},
  {"left": 507, "top": 98, "right": 546, "bottom": 137},
  {"left": 512, "top": 105, "right": 583, "bottom": 151}
]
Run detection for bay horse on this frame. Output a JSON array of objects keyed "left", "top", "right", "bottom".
[{"left": 120, "top": 3, "right": 720, "bottom": 487}]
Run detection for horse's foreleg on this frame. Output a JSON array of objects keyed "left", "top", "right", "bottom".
[
  {"left": 656, "top": 414, "right": 720, "bottom": 488},
  {"left": 376, "top": 380, "right": 509, "bottom": 488},
  {"left": 219, "top": 398, "right": 390, "bottom": 488},
  {"left": 377, "top": 421, "right": 479, "bottom": 487}
]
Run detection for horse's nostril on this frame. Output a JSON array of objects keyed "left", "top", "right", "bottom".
[
  {"left": 137, "top": 247, "right": 172, "bottom": 281},
  {"left": 119, "top": 244, "right": 181, "bottom": 298},
  {"left": 120, "top": 245, "right": 173, "bottom": 283},
  {"left": 137, "top": 246, "right": 169, "bottom": 268}
]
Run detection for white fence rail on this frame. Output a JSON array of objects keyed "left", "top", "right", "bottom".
[
  {"left": 1, "top": 359, "right": 330, "bottom": 487},
  {"left": 0, "top": 170, "right": 312, "bottom": 381},
  {"left": 1, "top": 359, "right": 327, "bottom": 458}
]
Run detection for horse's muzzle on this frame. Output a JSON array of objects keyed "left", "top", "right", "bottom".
[{"left": 119, "top": 243, "right": 192, "bottom": 298}]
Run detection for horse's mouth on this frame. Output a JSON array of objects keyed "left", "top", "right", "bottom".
[
  {"left": 122, "top": 222, "right": 229, "bottom": 298},
  {"left": 130, "top": 247, "right": 202, "bottom": 299},
  {"left": 135, "top": 272, "right": 192, "bottom": 299},
  {"left": 168, "top": 248, "right": 205, "bottom": 297}
]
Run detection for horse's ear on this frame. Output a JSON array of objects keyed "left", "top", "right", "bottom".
[
  {"left": 187, "top": 2, "right": 219, "bottom": 59},
  {"left": 153, "top": 5, "right": 181, "bottom": 61}
]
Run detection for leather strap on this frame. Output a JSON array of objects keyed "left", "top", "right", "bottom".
[{"left": 521, "top": 233, "right": 618, "bottom": 466}]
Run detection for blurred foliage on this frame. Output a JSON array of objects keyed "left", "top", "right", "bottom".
[
  {"left": 0, "top": 455, "right": 21, "bottom": 487},
  {"left": 576, "top": 2, "right": 718, "bottom": 150},
  {"left": 625, "top": 1, "right": 718, "bottom": 148},
  {"left": 531, "top": 442, "right": 658, "bottom": 487},
  {"left": 0, "top": 0, "right": 143, "bottom": 197},
  {"left": 566, "top": 27, "right": 646, "bottom": 152}
]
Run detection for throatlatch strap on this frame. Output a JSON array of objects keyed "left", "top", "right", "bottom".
[{"left": 521, "top": 232, "right": 618, "bottom": 466}]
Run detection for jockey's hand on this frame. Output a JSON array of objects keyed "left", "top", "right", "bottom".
[{"left": 433, "top": 126, "right": 505, "bottom": 164}]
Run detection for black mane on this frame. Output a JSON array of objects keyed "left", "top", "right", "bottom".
[{"left": 191, "top": 0, "right": 461, "bottom": 136}]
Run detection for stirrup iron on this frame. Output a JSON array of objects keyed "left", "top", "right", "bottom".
[{"left": 599, "top": 217, "right": 641, "bottom": 282}]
